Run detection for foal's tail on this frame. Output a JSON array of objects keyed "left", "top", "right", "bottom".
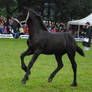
[{"left": 76, "top": 46, "right": 85, "bottom": 56}]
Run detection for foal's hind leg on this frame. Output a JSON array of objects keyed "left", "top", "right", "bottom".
[
  {"left": 21, "top": 47, "right": 33, "bottom": 72},
  {"left": 48, "top": 54, "right": 63, "bottom": 82},
  {"left": 67, "top": 52, "right": 77, "bottom": 87}
]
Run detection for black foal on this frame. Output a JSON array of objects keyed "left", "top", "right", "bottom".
[{"left": 14, "top": 8, "right": 85, "bottom": 86}]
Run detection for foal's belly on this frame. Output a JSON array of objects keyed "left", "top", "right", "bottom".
[{"left": 41, "top": 48, "right": 66, "bottom": 55}]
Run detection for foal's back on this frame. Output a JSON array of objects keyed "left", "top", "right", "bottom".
[
  {"left": 36, "top": 31, "right": 76, "bottom": 54},
  {"left": 42, "top": 31, "right": 76, "bottom": 47}
]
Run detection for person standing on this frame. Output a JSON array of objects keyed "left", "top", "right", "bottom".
[
  {"left": 24, "top": 24, "right": 29, "bottom": 35},
  {"left": 83, "top": 22, "right": 92, "bottom": 50}
]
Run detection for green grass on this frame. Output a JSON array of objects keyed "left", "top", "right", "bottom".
[{"left": 0, "top": 39, "right": 92, "bottom": 92}]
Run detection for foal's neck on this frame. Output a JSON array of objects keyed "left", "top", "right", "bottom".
[{"left": 30, "top": 19, "right": 46, "bottom": 35}]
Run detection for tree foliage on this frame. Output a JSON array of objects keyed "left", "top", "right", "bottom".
[
  {"left": 0, "top": 0, "right": 14, "bottom": 8},
  {"left": 16, "top": 0, "right": 92, "bottom": 22},
  {"left": 0, "top": 0, "right": 16, "bottom": 17},
  {"left": 0, "top": 0, "right": 92, "bottom": 22}
]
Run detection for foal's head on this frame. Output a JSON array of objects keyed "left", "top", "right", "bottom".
[
  {"left": 28, "top": 8, "right": 48, "bottom": 31},
  {"left": 13, "top": 7, "right": 48, "bottom": 31}
]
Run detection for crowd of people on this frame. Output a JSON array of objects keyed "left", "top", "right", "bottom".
[
  {"left": 47, "top": 22, "right": 66, "bottom": 33},
  {"left": 0, "top": 15, "right": 83, "bottom": 39},
  {"left": 0, "top": 16, "right": 6, "bottom": 34},
  {"left": 0, "top": 15, "right": 92, "bottom": 42},
  {"left": 0, "top": 16, "right": 67, "bottom": 38},
  {"left": 0, "top": 16, "right": 29, "bottom": 38}
]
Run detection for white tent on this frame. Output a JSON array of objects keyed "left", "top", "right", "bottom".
[
  {"left": 67, "top": 13, "right": 92, "bottom": 37},
  {"left": 68, "top": 13, "right": 92, "bottom": 26}
]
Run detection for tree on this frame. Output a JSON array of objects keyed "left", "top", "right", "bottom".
[
  {"left": 0, "top": 0, "right": 17, "bottom": 17},
  {"left": 1, "top": 0, "right": 91, "bottom": 22},
  {"left": 16, "top": 0, "right": 43, "bottom": 12},
  {"left": 54, "top": 0, "right": 92, "bottom": 22}
]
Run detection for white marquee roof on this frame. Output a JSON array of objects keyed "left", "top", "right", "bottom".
[{"left": 68, "top": 13, "right": 92, "bottom": 26}]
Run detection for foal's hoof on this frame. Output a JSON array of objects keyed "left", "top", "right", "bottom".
[
  {"left": 48, "top": 78, "right": 52, "bottom": 83},
  {"left": 21, "top": 79, "right": 26, "bottom": 84},
  {"left": 71, "top": 83, "right": 77, "bottom": 87}
]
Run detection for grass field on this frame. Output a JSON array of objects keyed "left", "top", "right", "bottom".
[{"left": 0, "top": 39, "right": 92, "bottom": 92}]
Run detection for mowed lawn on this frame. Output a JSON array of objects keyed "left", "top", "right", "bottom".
[{"left": 0, "top": 39, "right": 92, "bottom": 92}]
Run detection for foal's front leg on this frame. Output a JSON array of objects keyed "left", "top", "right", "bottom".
[
  {"left": 20, "top": 48, "right": 33, "bottom": 72},
  {"left": 21, "top": 52, "right": 40, "bottom": 84}
]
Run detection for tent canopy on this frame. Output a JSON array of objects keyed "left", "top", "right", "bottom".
[{"left": 68, "top": 13, "right": 92, "bottom": 26}]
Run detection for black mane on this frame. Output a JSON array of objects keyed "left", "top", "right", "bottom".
[{"left": 29, "top": 9, "right": 48, "bottom": 31}]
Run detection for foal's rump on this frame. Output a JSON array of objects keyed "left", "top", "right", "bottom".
[{"left": 64, "top": 32, "right": 85, "bottom": 56}]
